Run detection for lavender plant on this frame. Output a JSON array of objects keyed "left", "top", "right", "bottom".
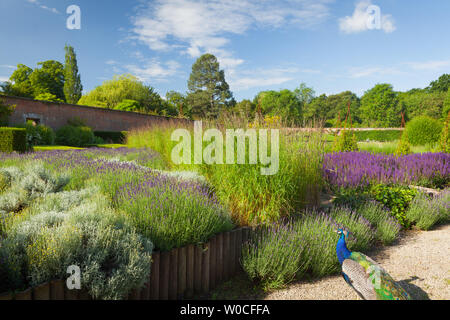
[
  {"left": 241, "top": 222, "right": 310, "bottom": 291},
  {"left": 323, "top": 152, "right": 449, "bottom": 189}
]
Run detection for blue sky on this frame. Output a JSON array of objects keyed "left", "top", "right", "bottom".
[{"left": 0, "top": 0, "right": 449, "bottom": 101}]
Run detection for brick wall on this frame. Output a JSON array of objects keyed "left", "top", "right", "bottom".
[{"left": 2, "top": 95, "right": 191, "bottom": 131}]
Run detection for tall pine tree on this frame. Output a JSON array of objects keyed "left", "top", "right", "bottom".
[
  {"left": 186, "top": 54, "right": 233, "bottom": 119},
  {"left": 63, "top": 45, "right": 82, "bottom": 104}
]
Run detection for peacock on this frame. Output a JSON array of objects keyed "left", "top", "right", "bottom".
[{"left": 336, "top": 228, "right": 412, "bottom": 300}]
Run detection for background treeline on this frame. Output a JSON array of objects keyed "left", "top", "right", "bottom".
[{"left": 1, "top": 46, "right": 449, "bottom": 127}]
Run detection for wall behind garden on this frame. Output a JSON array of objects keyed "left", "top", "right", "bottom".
[{"left": 3, "top": 95, "right": 191, "bottom": 131}]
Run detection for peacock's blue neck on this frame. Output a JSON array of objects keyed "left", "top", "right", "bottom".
[{"left": 336, "top": 234, "right": 352, "bottom": 265}]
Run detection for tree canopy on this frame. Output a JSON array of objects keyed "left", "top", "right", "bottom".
[
  {"left": 78, "top": 74, "right": 164, "bottom": 113},
  {"left": 64, "top": 45, "right": 83, "bottom": 104},
  {"left": 186, "top": 54, "right": 233, "bottom": 119}
]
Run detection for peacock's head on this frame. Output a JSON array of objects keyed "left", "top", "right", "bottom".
[{"left": 335, "top": 228, "right": 351, "bottom": 240}]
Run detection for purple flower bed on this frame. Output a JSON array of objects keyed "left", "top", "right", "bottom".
[{"left": 323, "top": 152, "right": 450, "bottom": 189}]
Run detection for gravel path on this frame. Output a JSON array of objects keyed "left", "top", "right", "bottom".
[{"left": 264, "top": 224, "right": 450, "bottom": 300}]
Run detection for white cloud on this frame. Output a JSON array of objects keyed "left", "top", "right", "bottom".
[
  {"left": 125, "top": 59, "right": 181, "bottom": 82},
  {"left": 130, "top": 0, "right": 334, "bottom": 76},
  {"left": 0, "top": 65, "right": 16, "bottom": 70},
  {"left": 405, "top": 60, "right": 450, "bottom": 71},
  {"left": 339, "top": 1, "right": 395, "bottom": 34},
  {"left": 228, "top": 66, "right": 320, "bottom": 90},
  {"left": 0, "top": 76, "right": 9, "bottom": 82},
  {"left": 26, "top": 0, "right": 59, "bottom": 14},
  {"left": 348, "top": 66, "right": 403, "bottom": 78}
]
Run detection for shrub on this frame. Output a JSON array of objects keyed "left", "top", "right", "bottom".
[
  {"left": 328, "top": 206, "right": 375, "bottom": 252},
  {"left": 357, "top": 201, "right": 401, "bottom": 245},
  {"left": 332, "top": 129, "right": 359, "bottom": 152},
  {"left": 370, "top": 184, "right": 417, "bottom": 228},
  {"left": 354, "top": 130, "right": 402, "bottom": 142},
  {"left": 406, "top": 191, "right": 450, "bottom": 230},
  {"left": 440, "top": 111, "right": 450, "bottom": 153},
  {"left": 0, "top": 127, "right": 27, "bottom": 153},
  {"left": 395, "top": 132, "right": 412, "bottom": 156},
  {"left": 241, "top": 223, "right": 310, "bottom": 291},
  {"left": 94, "top": 131, "right": 128, "bottom": 144},
  {"left": 405, "top": 116, "right": 443, "bottom": 146},
  {"left": 17, "top": 121, "right": 55, "bottom": 147},
  {"left": 0, "top": 190, "right": 153, "bottom": 299},
  {"left": 293, "top": 212, "right": 342, "bottom": 277},
  {"left": 116, "top": 173, "right": 234, "bottom": 251},
  {"left": 56, "top": 125, "right": 95, "bottom": 147}
]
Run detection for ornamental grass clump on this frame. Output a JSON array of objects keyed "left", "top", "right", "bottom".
[
  {"left": 241, "top": 222, "right": 310, "bottom": 291},
  {"left": 127, "top": 121, "right": 325, "bottom": 227}
]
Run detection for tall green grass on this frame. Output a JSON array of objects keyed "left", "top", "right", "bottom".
[{"left": 126, "top": 122, "right": 325, "bottom": 226}]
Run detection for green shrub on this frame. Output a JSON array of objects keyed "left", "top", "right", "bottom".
[
  {"left": 395, "top": 132, "right": 412, "bottom": 156},
  {"left": 0, "top": 190, "right": 153, "bottom": 299},
  {"left": 328, "top": 206, "right": 375, "bottom": 252},
  {"left": 0, "top": 127, "right": 27, "bottom": 153},
  {"left": 332, "top": 129, "right": 359, "bottom": 152},
  {"left": 56, "top": 125, "right": 95, "bottom": 147},
  {"left": 17, "top": 121, "right": 55, "bottom": 147},
  {"left": 406, "top": 191, "right": 450, "bottom": 230},
  {"left": 354, "top": 130, "right": 402, "bottom": 142},
  {"left": 357, "top": 201, "right": 401, "bottom": 245},
  {"left": 94, "top": 131, "right": 128, "bottom": 144},
  {"left": 440, "top": 111, "right": 450, "bottom": 153},
  {"left": 370, "top": 184, "right": 417, "bottom": 228},
  {"left": 405, "top": 116, "right": 443, "bottom": 146}
]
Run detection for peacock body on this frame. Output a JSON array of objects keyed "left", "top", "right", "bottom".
[{"left": 336, "top": 229, "right": 411, "bottom": 300}]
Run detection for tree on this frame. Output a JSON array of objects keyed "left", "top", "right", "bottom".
[
  {"left": 293, "top": 83, "right": 315, "bottom": 105},
  {"left": 443, "top": 89, "right": 450, "bottom": 120},
  {"left": 398, "top": 89, "right": 446, "bottom": 120},
  {"left": 165, "top": 91, "right": 186, "bottom": 116},
  {"left": 427, "top": 74, "right": 450, "bottom": 93},
  {"left": 29, "top": 60, "right": 65, "bottom": 100},
  {"left": 78, "top": 74, "right": 164, "bottom": 113},
  {"left": 63, "top": 45, "right": 83, "bottom": 104},
  {"left": 186, "top": 54, "right": 233, "bottom": 119},
  {"left": 233, "top": 99, "right": 256, "bottom": 119},
  {"left": 1, "top": 64, "right": 34, "bottom": 97},
  {"left": 360, "top": 84, "right": 401, "bottom": 127},
  {"left": 255, "top": 89, "right": 302, "bottom": 125},
  {"left": 303, "top": 91, "right": 360, "bottom": 127},
  {"left": 34, "top": 93, "right": 64, "bottom": 103}
]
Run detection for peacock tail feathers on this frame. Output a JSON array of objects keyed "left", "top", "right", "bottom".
[{"left": 348, "top": 252, "right": 411, "bottom": 300}]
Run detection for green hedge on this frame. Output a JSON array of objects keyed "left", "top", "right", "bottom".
[
  {"left": 94, "top": 131, "right": 128, "bottom": 144},
  {"left": 353, "top": 130, "right": 402, "bottom": 142},
  {"left": 0, "top": 127, "right": 27, "bottom": 153},
  {"left": 56, "top": 125, "right": 96, "bottom": 147}
]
